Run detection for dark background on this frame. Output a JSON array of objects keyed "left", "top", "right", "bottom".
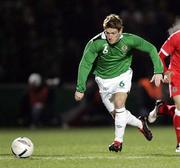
[
  {"left": 0, "top": 0, "right": 179, "bottom": 84},
  {"left": 0, "top": 0, "right": 179, "bottom": 126}
]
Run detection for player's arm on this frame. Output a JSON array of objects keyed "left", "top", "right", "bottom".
[
  {"left": 159, "top": 37, "right": 176, "bottom": 83},
  {"left": 75, "top": 40, "right": 98, "bottom": 101},
  {"left": 131, "top": 35, "right": 164, "bottom": 86},
  {"left": 132, "top": 35, "right": 163, "bottom": 74},
  {"left": 158, "top": 49, "right": 171, "bottom": 83}
]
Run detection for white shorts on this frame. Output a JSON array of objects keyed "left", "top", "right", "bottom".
[{"left": 95, "top": 69, "right": 133, "bottom": 112}]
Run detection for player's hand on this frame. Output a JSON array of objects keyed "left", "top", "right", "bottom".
[
  {"left": 150, "top": 74, "right": 163, "bottom": 87},
  {"left": 74, "top": 91, "right": 84, "bottom": 101},
  {"left": 163, "top": 70, "right": 174, "bottom": 83}
]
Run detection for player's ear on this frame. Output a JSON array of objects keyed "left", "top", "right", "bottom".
[{"left": 119, "top": 27, "right": 123, "bottom": 34}]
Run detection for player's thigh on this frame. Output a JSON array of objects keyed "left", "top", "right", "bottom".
[{"left": 173, "top": 95, "right": 180, "bottom": 110}]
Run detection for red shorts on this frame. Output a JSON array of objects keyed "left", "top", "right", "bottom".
[{"left": 170, "top": 70, "right": 180, "bottom": 97}]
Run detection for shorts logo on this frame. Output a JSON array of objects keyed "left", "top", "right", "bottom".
[
  {"left": 103, "top": 87, "right": 108, "bottom": 91},
  {"left": 172, "top": 87, "right": 177, "bottom": 93},
  {"left": 176, "top": 127, "right": 180, "bottom": 130}
]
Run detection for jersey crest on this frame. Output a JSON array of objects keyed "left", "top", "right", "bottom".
[
  {"left": 172, "top": 86, "right": 177, "bottom": 93},
  {"left": 121, "top": 45, "right": 128, "bottom": 52}
]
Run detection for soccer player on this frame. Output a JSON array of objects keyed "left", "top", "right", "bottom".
[
  {"left": 148, "top": 19, "right": 180, "bottom": 152},
  {"left": 74, "top": 14, "right": 163, "bottom": 152}
]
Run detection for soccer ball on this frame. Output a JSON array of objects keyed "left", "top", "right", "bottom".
[{"left": 11, "top": 137, "right": 34, "bottom": 158}]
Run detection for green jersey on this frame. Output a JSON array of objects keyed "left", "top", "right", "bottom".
[{"left": 76, "top": 32, "right": 163, "bottom": 92}]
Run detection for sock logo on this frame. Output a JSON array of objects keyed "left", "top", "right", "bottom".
[
  {"left": 172, "top": 86, "right": 177, "bottom": 93},
  {"left": 176, "top": 127, "right": 180, "bottom": 130},
  {"left": 116, "top": 125, "right": 123, "bottom": 128}
]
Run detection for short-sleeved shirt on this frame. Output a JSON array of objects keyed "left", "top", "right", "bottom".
[
  {"left": 160, "top": 30, "right": 180, "bottom": 97},
  {"left": 160, "top": 30, "right": 180, "bottom": 73}
]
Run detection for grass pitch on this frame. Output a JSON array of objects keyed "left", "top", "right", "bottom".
[{"left": 0, "top": 126, "right": 180, "bottom": 168}]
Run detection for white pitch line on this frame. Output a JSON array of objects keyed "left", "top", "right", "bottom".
[
  {"left": 32, "top": 156, "right": 151, "bottom": 160},
  {"left": 0, "top": 155, "right": 160, "bottom": 160}
]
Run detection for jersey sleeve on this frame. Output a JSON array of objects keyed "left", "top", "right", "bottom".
[
  {"left": 131, "top": 34, "right": 164, "bottom": 74},
  {"left": 159, "top": 50, "right": 168, "bottom": 72},
  {"left": 161, "top": 35, "right": 176, "bottom": 55},
  {"left": 76, "top": 40, "right": 98, "bottom": 92}
]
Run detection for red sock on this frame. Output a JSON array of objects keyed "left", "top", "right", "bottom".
[
  {"left": 173, "top": 114, "right": 180, "bottom": 144},
  {"left": 158, "top": 104, "right": 175, "bottom": 117},
  {"left": 167, "top": 105, "right": 175, "bottom": 117}
]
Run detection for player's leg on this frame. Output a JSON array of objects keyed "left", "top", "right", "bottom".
[
  {"left": 96, "top": 69, "right": 144, "bottom": 152},
  {"left": 159, "top": 104, "right": 175, "bottom": 116},
  {"left": 108, "top": 69, "right": 152, "bottom": 151},
  {"left": 110, "top": 91, "right": 152, "bottom": 152},
  {"left": 113, "top": 92, "right": 151, "bottom": 142},
  {"left": 111, "top": 70, "right": 134, "bottom": 149},
  {"left": 95, "top": 77, "right": 123, "bottom": 152},
  {"left": 126, "top": 111, "right": 153, "bottom": 141},
  {"left": 148, "top": 100, "right": 165, "bottom": 123},
  {"left": 173, "top": 95, "right": 180, "bottom": 152},
  {"left": 169, "top": 75, "right": 180, "bottom": 152},
  {"left": 109, "top": 106, "right": 127, "bottom": 152},
  {"left": 101, "top": 92, "right": 126, "bottom": 152},
  {"left": 113, "top": 87, "right": 152, "bottom": 141},
  {"left": 148, "top": 100, "right": 175, "bottom": 123},
  {"left": 112, "top": 92, "right": 128, "bottom": 152}
]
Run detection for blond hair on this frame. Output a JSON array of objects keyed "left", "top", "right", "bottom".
[
  {"left": 103, "top": 14, "right": 123, "bottom": 31},
  {"left": 168, "top": 17, "right": 180, "bottom": 35}
]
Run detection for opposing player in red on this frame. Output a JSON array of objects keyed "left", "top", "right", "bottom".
[{"left": 148, "top": 19, "right": 180, "bottom": 152}]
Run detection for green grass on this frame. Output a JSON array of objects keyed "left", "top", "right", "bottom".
[{"left": 0, "top": 126, "right": 180, "bottom": 168}]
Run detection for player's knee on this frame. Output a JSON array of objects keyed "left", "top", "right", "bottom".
[
  {"left": 114, "top": 100, "right": 125, "bottom": 109},
  {"left": 175, "top": 102, "right": 180, "bottom": 111}
]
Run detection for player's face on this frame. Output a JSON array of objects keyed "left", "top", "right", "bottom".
[{"left": 104, "top": 28, "right": 122, "bottom": 44}]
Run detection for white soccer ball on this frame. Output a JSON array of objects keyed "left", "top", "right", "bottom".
[{"left": 11, "top": 137, "right": 34, "bottom": 158}]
